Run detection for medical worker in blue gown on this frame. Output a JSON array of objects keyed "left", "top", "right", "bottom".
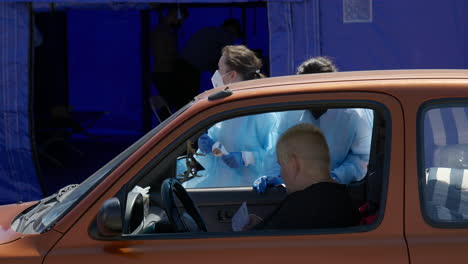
[
  {"left": 278, "top": 108, "right": 373, "bottom": 184},
  {"left": 254, "top": 57, "right": 374, "bottom": 192},
  {"left": 182, "top": 45, "right": 281, "bottom": 188}
]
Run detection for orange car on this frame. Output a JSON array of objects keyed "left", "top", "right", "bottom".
[{"left": 1, "top": 70, "right": 467, "bottom": 263}]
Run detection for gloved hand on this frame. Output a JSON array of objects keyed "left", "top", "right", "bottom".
[
  {"left": 253, "top": 175, "right": 284, "bottom": 194},
  {"left": 221, "top": 152, "right": 244, "bottom": 168},
  {"left": 198, "top": 133, "right": 215, "bottom": 154}
]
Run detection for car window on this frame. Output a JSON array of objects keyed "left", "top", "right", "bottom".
[
  {"left": 179, "top": 108, "right": 375, "bottom": 189},
  {"left": 421, "top": 105, "right": 468, "bottom": 225},
  {"left": 178, "top": 111, "right": 283, "bottom": 189},
  {"left": 106, "top": 104, "right": 389, "bottom": 238}
]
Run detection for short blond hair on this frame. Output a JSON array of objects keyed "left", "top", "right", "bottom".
[{"left": 276, "top": 123, "right": 330, "bottom": 176}]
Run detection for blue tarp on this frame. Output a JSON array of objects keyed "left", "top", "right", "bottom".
[{"left": 0, "top": 3, "right": 43, "bottom": 204}]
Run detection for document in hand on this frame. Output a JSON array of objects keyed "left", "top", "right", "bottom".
[{"left": 232, "top": 202, "right": 249, "bottom": 231}]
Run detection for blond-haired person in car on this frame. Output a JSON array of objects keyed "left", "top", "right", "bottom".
[{"left": 247, "top": 123, "right": 360, "bottom": 230}]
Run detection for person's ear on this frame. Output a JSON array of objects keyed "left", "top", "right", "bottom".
[
  {"left": 229, "top": 71, "right": 239, "bottom": 83},
  {"left": 222, "top": 71, "right": 233, "bottom": 85},
  {"left": 290, "top": 153, "right": 300, "bottom": 179}
]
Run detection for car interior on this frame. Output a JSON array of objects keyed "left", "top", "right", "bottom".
[
  {"left": 422, "top": 106, "right": 468, "bottom": 223},
  {"left": 95, "top": 105, "right": 389, "bottom": 237}
]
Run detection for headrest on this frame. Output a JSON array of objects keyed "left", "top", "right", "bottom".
[
  {"left": 426, "top": 167, "right": 468, "bottom": 189},
  {"left": 433, "top": 144, "right": 468, "bottom": 169}
]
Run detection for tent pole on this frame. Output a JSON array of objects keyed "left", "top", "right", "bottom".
[
  {"left": 141, "top": 10, "right": 152, "bottom": 132},
  {"left": 29, "top": 2, "right": 46, "bottom": 197}
]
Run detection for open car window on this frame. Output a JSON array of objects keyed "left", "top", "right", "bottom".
[
  {"left": 177, "top": 108, "right": 374, "bottom": 189},
  {"left": 103, "top": 103, "right": 389, "bottom": 238}
]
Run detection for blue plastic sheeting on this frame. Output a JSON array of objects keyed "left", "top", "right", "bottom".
[
  {"left": 0, "top": 3, "right": 43, "bottom": 205},
  {"left": 267, "top": 0, "right": 321, "bottom": 76},
  {"left": 319, "top": 0, "right": 467, "bottom": 71}
]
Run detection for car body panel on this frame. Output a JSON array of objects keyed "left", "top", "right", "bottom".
[
  {"left": 43, "top": 90, "right": 407, "bottom": 264},
  {"left": 1, "top": 70, "right": 468, "bottom": 263},
  {"left": 0, "top": 227, "right": 62, "bottom": 263},
  {"left": 0, "top": 202, "right": 36, "bottom": 245},
  {"left": 402, "top": 89, "right": 468, "bottom": 264}
]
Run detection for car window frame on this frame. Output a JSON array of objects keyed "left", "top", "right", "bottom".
[
  {"left": 91, "top": 96, "right": 392, "bottom": 241},
  {"left": 417, "top": 98, "right": 468, "bottom": 228}
]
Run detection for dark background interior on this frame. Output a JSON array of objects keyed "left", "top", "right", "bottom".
[{"left": 33, "top": 3, "right": 269, "bottom": 195}]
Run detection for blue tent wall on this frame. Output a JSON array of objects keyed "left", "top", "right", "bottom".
[
  {"left": 320, "top": 0, "right": 467, "bottom": 71},
  {"left": 267, "top": 0, "right": 321, "bottom": 76},
  {"left": 0, "top": 3, "right": 43, "bottom": 204},
  {"left": 268, "top": 0, "right": 468, "bottom": 76}
]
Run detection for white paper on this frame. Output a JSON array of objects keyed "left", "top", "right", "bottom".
[{"left": 232, "top": 202, "right": 249, "bottom": 232}]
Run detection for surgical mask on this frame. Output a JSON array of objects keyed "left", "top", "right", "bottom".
[
  {"left": 211, "top": 70, "right": 224, "bottom": 88},
  {"left": 211, "top": 70, "right": 232, "bottom": 88}
]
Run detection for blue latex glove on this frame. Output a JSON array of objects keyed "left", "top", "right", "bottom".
[
  {"left": 253, "top": 175, "right": 284, "bottom": 194},
  {"left": 221, "top": 152, "right": 244, "bottom": 168},
  {"left": 198, "top": 133, "right": 215, "bottom": 154}
]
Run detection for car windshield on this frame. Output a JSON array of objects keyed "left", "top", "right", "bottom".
[{"left": 15, "top": 104, "right": 190, "bottom": 234}]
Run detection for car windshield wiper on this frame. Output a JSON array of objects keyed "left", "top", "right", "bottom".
[{"left": 16, "top": 184, "right": 79, "bottom": 233}]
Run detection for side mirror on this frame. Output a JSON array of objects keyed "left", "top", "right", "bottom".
[
  {"left": 96, "top": 192, "right": 145, "bottom": 237},
  {"left": 96, "top": 197, "right": 122, "bottom": 237}
]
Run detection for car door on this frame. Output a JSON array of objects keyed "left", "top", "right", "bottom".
[
  {"left": 187, "top": 187, "right": 286, "bottom": 232},
  {"left": 406, "top": 92, "right": 468, "bottom": 263},
  {"left": 44, "top": 89, "right": 408, "bottom": 264}
]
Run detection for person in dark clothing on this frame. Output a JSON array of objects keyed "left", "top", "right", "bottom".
[
  {"left": 150, "top": 7, "right": 188, "bottom": 116},
  {"left": 174, "top": 19, "right": 242, "bottom": 110},
  {"left": 254, "top": 182, "right": 360, "bottom": 230},
  {"left": 247, "top": 123, "right": 360, "bottom": 230}
]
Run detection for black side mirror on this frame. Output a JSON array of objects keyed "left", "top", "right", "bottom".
[
  {"left": 96, "top": 192, "right": 145, "bottom": 237},
  {"left": 96, "top": 197, "right": 122, "bottom": 237}
]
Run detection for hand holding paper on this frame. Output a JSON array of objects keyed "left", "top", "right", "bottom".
[{"left": 232, "top": 202, "right": 249, "bottom": 231}]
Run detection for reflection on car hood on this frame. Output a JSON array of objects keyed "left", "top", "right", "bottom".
[{"left": 0, "top": 202, "right": 35, "bottom": 245}]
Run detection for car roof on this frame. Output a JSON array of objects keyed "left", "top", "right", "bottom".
[{"left": 195, "top": 69, "right": 468, "bottom": 100}]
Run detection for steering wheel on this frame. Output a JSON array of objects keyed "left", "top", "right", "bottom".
[{"left": 161, "top": 178, "right": 207, "bottom": 232}]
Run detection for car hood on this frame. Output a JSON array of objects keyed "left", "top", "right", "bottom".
[{"left": 0, "top": 202, "right": 36, "bottom": 245}]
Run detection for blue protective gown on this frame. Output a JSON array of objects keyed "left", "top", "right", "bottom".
[
  {"left": 277, "top": 109, "right": 373, "bottom": 184},
  {"left": 182, "top": 113, "right": 281, "bottom": 188}
]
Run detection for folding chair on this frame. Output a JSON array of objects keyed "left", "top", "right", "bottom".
[{"left": 149, "top": 95, "right": 172, "bottom": 123}]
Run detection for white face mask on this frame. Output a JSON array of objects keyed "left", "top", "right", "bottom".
[
  {"left": 211, "top": 70, "right": 225, "bottom": 88},
  {"left": 211, "top": 70, "right": 233, "bottom": 88}
]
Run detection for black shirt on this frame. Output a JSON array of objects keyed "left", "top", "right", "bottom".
[{"left": 255, "top": 182, "right": 360, "bottom": 230}]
